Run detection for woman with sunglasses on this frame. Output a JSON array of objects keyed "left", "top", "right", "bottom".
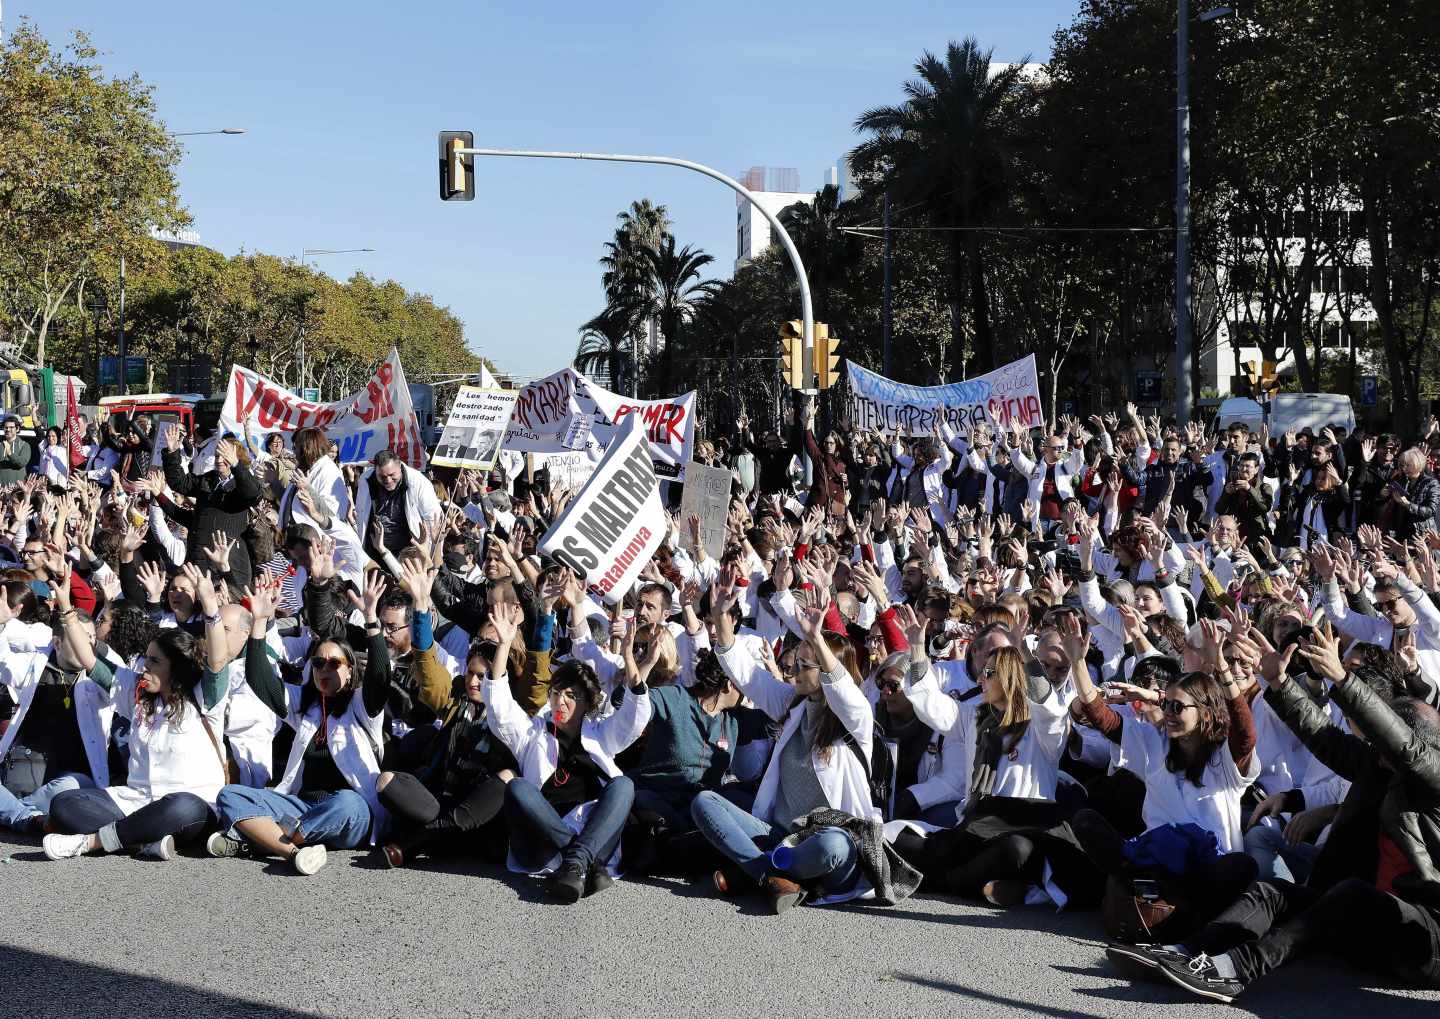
[
  {"left": 1059, "top": 612, "right": 1261, "bottom": 931},
  {"left": 485, "top": 607, "right": 651, "bottom": 904},
  {"left": 868, "top": 650, "right": 964, "bottom": 827},
  {"left": 209, "top": 573, "right": 391, "bottom": 875},
  {"left": 693, "top": 567, "right": 879, "bottom": 914}
]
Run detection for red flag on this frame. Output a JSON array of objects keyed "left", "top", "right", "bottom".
[{"left": 66, "top": 379, "right": 85, "bottom": 469}]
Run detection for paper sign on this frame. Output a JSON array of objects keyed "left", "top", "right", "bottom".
[
  {"left": 219, "top": 347, "right": 427, "bottom": 469},
  {"left": 431, "top": 386, "right": 518, "bottom": 470},
  {"left": 847, "top": 355, "right": 1043, "bottom": 435},
  {"left": 677, "top": 462, "right": 732, "bottom": 560},
  {"left": 538, "top": 417, "right": 667, "bottom": 605}
]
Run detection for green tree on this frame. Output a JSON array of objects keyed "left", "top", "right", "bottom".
[
  {"left": 852, "top": 38, "right": 1029, "bottom": 378},
  {"left": 0, "top": 22, "right": 185, "bottom": 367},
  {"left": 575, "top": 305, "right": 636, "bottom": 394},
  {"left": 644, "top": 235, "right": 715, "bottom": 395}
]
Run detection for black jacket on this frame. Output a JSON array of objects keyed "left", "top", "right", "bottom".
[{"left": 162, "top": 449, "right": 263, "bottom": 583}]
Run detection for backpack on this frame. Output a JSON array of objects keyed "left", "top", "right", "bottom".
[{"left": 842, "top": 729, "right": 897, "bottom": 821}]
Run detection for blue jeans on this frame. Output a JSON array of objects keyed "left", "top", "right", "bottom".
[
  {"left": 49, "top": 789, "right": 213, "bottom": 848},
  {"left": 1244, "top": 821, "right": 1322, "bottom": 884},
  {"left": 690, "top": 790, "right": 860, "bottom": 894},
  {"left": 0, "top": 772, "right": 94, "bottom": 829},
  {"left": 504, "top": 776, "right": 634, "bottom": 871},
  {"left": 216, "top": 786, "right": 373, "bottom": 850}
]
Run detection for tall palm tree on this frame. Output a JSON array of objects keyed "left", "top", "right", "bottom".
[
  {"left": 779, "top": 183, "right": 857, "bottom": 322},
  {"left": 598, "top": 200, "right": 671, "bottom": 381},
  {"left": 853, "top": 38, "right": 1027, "bottom": 377},
  {"left": 644, "top": 235, "right": 715, "bottom": 394},
  {"left": 575, "top": 304, "right": 637, "bottom": 394}
]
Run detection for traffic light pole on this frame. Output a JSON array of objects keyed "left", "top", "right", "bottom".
[{"left": 453, "top": 147, "right": 817, "bottom": 394}]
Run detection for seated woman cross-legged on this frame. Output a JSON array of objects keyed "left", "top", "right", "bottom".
[
  {"left": 484, "top": 603, "right": 651, "bottom": 904},
  {"left": 43, "top": 568, "right": 231, "bottom": 862},
  {"left": 692, "top": 564, "right": 881, "bottom": 915},
  {"left": 209, "top": 575, "right": 389, "bottom": 876}
]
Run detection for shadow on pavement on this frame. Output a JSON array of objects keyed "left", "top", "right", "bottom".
[{"left": 3, "top": 944, "right": 326, "bottom": 1018}]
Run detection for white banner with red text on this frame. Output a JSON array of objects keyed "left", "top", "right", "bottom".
[
  {"left": 219, "top": 347, "right": 428, "bottom": 469},
  {"left": 503, "top": 366, "right": 695, "bottom": 480},
  {"left": 538, "top": 416, "right": 667, "bottom": 605}
]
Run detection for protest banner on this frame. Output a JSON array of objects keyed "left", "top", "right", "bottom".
[
  {"left": 533, "top": 450, "right": 600, "bottom": 492},
  {"left": 847, "top": 355, "right": 1044, "bottom": 435},
  {"left": 677, "top": 461, "right": 732, "bottom": 560},
  {"left": 539, "top": 417, "right": 666, "bottom": 605},
  {"left": 219, "top": 347, "right": 427, "bottom": 469},
  {"left": 504, "top": 366, "right": 696, "bottom": 479},
  {"left": 431, "top": 386, "right": 518, "bottom": 470}
]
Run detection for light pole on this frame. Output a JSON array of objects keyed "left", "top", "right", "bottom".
[
  {"left": 114, "top": 128, "right": 245, "bottom": 394},
  {"left": 1175, "top": 5, "right": 1231, "bottom": 424},
  {"left": 297, "top": 247, "right": 374, "bottom": 398},
  {"left": 448, "top": 146, "right": 818, "bottom": 398}
]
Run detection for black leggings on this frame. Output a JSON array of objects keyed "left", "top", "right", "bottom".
[
  {"left": 49, "top": 789, "right": 214, "bottom": 849},
  {"left": 378, "top": 772, "right": 507, "bottom": 857}
]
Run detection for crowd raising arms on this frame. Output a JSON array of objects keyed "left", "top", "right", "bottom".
[{"left": 2, "top": 405, "right": 1440, "bottom": 1004}]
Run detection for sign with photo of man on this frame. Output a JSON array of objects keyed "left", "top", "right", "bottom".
[{"left": 432, "top": 386, "right": 519, "bottom": 469}]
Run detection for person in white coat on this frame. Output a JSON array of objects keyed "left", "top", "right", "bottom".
[
  {"left": 694, "top": 566, "right": 879, "bottom": 914},
  {"left": 208, "top": 575, "right": 388, "bottom": 876},
  {"left": 42, "top": 573, "right": 231, "bottom": 862},
  {"left": 485, "top": 603, "right": 649, "bottom": 904},
  {"left": 278, "top": 426, "right": 352, "bottom": 531}
]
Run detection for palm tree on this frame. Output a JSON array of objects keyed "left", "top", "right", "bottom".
[
  {"left": 575, "top": 304, "right": 638, "bottom": 394},
  {"left": 598, "top": 200, "right": 671, "bottom": 383},
  {"left": 644, "top": 235, "right": 715, "bottom": 394},
  {"left": 779, "top": 183, "right": 857, "bottom": 323},
  {"left": 853, "top": 38, "right": 1027, "bottom": 377}
]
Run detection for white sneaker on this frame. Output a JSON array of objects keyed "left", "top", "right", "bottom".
[
  {"left": 137, "top": 835, "right": 177, "bottom": 861},
  {"left": 292, "top": 844, "right": 327, "bottom": 875},
  {"left": 42, "top": 833, "right": 92, "bottom": 860}
]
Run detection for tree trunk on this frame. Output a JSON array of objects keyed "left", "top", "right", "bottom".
[
  {"left": 946, "top": 231, "right": 967, "bottom": 383},
  {"left": 966, "top": 232, "right": 995, "bottom": 374},
  {"left": 1361, "top": 167, "right": 1413, "bottom": 437}
]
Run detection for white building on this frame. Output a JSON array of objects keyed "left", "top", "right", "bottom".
[
  {"left": 1205, "top": 207, "right": 1377, "bottom": 395},
  {"left": 735, "top": 166, "right": 812, "bottom": 268}
]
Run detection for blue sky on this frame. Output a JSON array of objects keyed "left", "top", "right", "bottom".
[{"left": 10, "top": 0, "right": 1075, "bottom": 379}]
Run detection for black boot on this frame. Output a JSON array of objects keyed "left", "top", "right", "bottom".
[{"left": 546, "top": 854, "right": 588, "bottom": 904}]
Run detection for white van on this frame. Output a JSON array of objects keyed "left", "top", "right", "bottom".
[{"left": 1214, "top": 393, "right": 1356, "bottom": 436}]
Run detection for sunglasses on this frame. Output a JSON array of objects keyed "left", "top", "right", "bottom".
[
  {"left": 1376, "top": 596, "right": 1403, "bottom": 612},
  {"left": 876, "top": 678, "right": 902, "bottom": 695},
  {"left": 1160, "top": 698, "right": 1197, "bottom": 717},
  {"left": 311, "top": 655, "right": 347, "bottom": 671},
  {"left": 381, "top": 621, "right": 409, "bottom": 635},
  {"left": 782, "top": 657, "right": 819, "bottom": 676}
]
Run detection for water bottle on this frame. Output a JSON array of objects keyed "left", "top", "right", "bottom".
[{"left": 768, "top": 843, "right": 794, "bottom": 871}]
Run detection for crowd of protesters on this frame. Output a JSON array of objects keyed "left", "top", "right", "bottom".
[{"left": 3, "top": 398, "right": 1440, "bottom": 1004}]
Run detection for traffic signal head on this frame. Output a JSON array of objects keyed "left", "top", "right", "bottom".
[
  {"left": 812, "top": 324, "right": 840, "bottom": 389},
  {"left": 779, "top": 321, "right": 805, "bottom": 389},
  {"left": 438, "top": 131, "right": 475, "bottom": 201}
]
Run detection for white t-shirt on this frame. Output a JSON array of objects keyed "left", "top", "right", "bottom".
[{"left": 1120, "top": 716, "right": 1260, "bottom": 854}]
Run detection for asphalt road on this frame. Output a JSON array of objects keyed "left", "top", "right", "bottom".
[{"left": 3, "top": 830, "right": 1437, "bottom": 1019}]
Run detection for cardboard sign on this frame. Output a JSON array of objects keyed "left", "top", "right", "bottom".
[
  {"left": 847, "top": 355, "right": 1043, "bottom": 435},
  {"left": 431, "top": 386, "right": 518, "bottom": 470},
  {"left": 677, "top": 461, "right": 732, "bottom": 560},
  {"left": 538, "top": 417, "right": 667, "bottom": 605},
  {"left": 504, "top": 366, "right": 695, "bottom": 480},
  {"left": 219, "top": 347, "right": 427, "bottom": 469}
]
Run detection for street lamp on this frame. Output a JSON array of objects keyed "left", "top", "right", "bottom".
[
  {"left": 114, "top": 127, "right": 245, "bottom": 395},
  {"left": 296, "top": 248, "right": 375, "bottom": 398}
]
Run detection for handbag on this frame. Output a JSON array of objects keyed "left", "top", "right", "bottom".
[
  {"left": 1102, "top": 874, "right": 1179, "bottom": 944},
  {"left": 197, "top": 710, "right": 241, "bottom": 785}
]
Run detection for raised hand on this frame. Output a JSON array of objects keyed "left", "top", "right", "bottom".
[
  {"left": 181, "top": 562, "right": 220, "bottom": 618},
  {"left": 1295, "top": 621, "right": 1346, "bottom": 683},
  {"left": 246, "top": 580, "right": 279, "bottom": 624},
  {"left": 309, "top": 533, "right": 337, "bottom": 582},
  {"left": 398, "top": 556, "right": 436, "bottom": 611},
  {"left": 204, "top": 530, "right": 237, "bottom": 573},
  {"left": 892, "top": 602, "right": 927, "bottom": 648},
  {"left": 491, "top": 600, "right": 524, "bottom": 646},
  {"left": 137, "top": 560, "right": 167, "bottom": 603},
  {"left": 348, "top": 570, "right": 388, "bottom": 623}
]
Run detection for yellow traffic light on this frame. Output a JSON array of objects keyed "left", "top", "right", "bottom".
[
  {"left": 438, "top": 131, "right": 475, "bottom": 201},
  {"left": 812, "top": 323, "right": 841, "bottom": 390},
  {"left": 779, "top": 320, "right": 805, "bottom": 390}
]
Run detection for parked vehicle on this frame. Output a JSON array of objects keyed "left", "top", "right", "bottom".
[{"left": 1214, "top": 393, "right": 1356, "bottom": 436}]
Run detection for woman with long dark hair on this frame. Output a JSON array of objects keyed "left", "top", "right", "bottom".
[
  {"left": 1059, "top": 612, "right": 1261, "bottom": 933},
  {"left": 42, "top": 569, "right": 231, "bottom": 861}
]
